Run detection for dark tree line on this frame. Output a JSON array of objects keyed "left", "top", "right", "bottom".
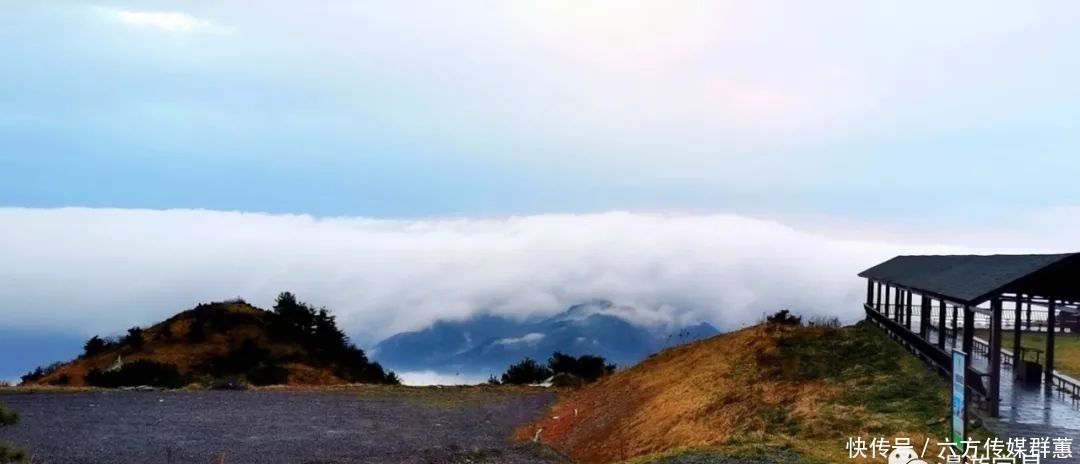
[
  {"left": 81, "top": 329, "right": 140, "bottom": 357},
  {"left": 20, "top": 361, "right": 64, "bottom": 384},
  {"left": 496, "top": 352, "right": 616, "bottom": 385},
  {"left": 267, "top": 292, "right": 399, "bottom": 384},
  {"left": 86, "top": 359, "right": 187, "bottom": 389}
]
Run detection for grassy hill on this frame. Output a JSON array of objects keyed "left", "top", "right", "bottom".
[
  {"left": 516, "top": 320, "right": 955, "bottom": 463},
  {"left": 21, "top": 294, "right": 399, "bottom": 388}
]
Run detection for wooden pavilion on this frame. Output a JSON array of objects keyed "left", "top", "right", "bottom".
[{"left": 859, "top": 253, "right": 1080, "bottom": 417}]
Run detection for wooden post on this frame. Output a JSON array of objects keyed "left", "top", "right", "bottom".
[
  {"left": 885, "top": 286, "right": 892, "bottom": 318},
  {"left": 866, "top": 279, "right": 874, "bottom": 306},
  {"left": 905, "top": 290, "right": 913, "bottom": 330},
  {"left": 1046, "top": 299, "right": 1057, "bottom": 386},
  {"left": 989, "top": 298, "right": 1003, "bottom": 417},
  {"left": 1025, "top": 295, "right": 1032, "bottom": 331},
  {"left": 875, "top": 282, "right": 882, "bottom": 310},
  {"left": 951, "top": 304, "right": 959, "bottom": 349},
  {"left": 897, "top": 288, "right": 905, "bottom": 323},
  {"left": 920, "top": 294, "right": 931, "bottom": 339},
  {"left": 937, "top": 298, "right": 947, "bottom": 349},
  {"left": 1013, "top": 295, "right": 1023, "bottom": 367},
  {"left": 963, "top": 306, "right": 974, "bottom": 368}
]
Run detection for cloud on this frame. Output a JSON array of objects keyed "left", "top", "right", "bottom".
[
  {"left": 0, "top": 207, "right": 1030, "bottom": 348},
  {"left": 493, "top": 333, "right": 545, "bottom": 346},
  {"left": 396, "top": 371, "right": 486, "bottom": 386},
  {"left": 112, "top": 10, "right": 214, "bottom": 32}
]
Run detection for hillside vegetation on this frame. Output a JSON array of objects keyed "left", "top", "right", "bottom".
[
  {"left": 517, "top": 319, "right": 952, "bottom": 463},
  {"left": 1, "top": 401, "right": 25, "bottom": 463},
  {"left": 22, "top": 293, "right": 399, "bottom": 388}
]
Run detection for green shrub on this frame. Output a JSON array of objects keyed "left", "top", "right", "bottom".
[
  {"left": 499, "top": 352, "right": 617, "bottom": 386},
  {"left": 246, "top": 363, "right": 290, "bottom": 386},
  {"left": 86, "top": 359, "right": 187, "bottom": 389},
  {"left": 20, "top": 361, "right": 63, "bottom": 384},
  {"left": 158, "top": 323, "right": 173, "bottom": 341},
  {"left": 20, "top": 367, "right": 45, "bottom": 384},
  {"left": 0, "top": 404, "right": 15, "bottom": 426},
  {"left": 186, "top": 317, "right": 206, "bottom": 342},
  {"left": 211, "top": 339, "right": 270, "bottom": 376},
  {"left": 0, "top": 402, "right": 26, "bottom": 463},
  {"left": 766, "top": 309, "right": 802, "bottom": 326},
  {"left": 124, "top": 327, "right": 145, "bottom": 348},
  {"left": 547, "top": 352, "right": 616, "bottom": 382},
  {"left": 52, "top": 374, "right": 71, "bottom": 386},
  {"left": 84, "top": 335, "right": 109, "bottom": 356},
  {"left": 384, "top": 371, "right": 401, "bottom": 385},
  {"left": 500, "top": 358, "right": 552, "bottom": 385},
  {"left": 207, "top": 377, "right": 249, "bottom": 391},
  {"left": 0, "top": 442, "right": 26, "bottom": 463}
]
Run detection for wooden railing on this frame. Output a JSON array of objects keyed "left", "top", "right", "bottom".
[
  {"left": 945, "top": 316, "right": 1080, "bottom": 404},
  {"left": 863, "top": 303, "right": 988, "bottom": 400},
  {"left": 873, "top": 303, "right": 1076, "bottom": 332},
  {"left": 868, "top": 298, "right": 1080, "bottom": 405},
  {"left": 1050, "top": 373, "right": 1080, "bottom": 404}
]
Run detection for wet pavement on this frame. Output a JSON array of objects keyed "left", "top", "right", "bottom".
[
  {"left": 877, "top": 306, "right": 1080, "bottom": 428},
  {"left": 873, "top": 307, "right": 1080, "bottom": 461},
  {"left": 922, "top": 324, "right": 1080, "bottom": 432}
]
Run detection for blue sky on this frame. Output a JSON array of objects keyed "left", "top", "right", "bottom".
[
  {"left": 2, "top": 1, "right": 1080, "bottom": 381},
  {"left": 3, "top": 1, "right": 1079, "bottom": 223}
]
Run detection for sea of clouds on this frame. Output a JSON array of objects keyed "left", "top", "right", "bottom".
[{"left": 0, "top": 207, "right": 1057, "bottom": 349}]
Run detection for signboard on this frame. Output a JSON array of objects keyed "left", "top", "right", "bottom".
[{"left": 951, "top": 350, "right": 966, "bottom": 449}]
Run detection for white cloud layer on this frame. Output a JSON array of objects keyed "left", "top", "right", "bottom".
[
  {"left": 0, "top": 208, "right": 1056, "bottom": 346},
  {"left": 396, "top": 371, "right": 487, "bottom": 386}
]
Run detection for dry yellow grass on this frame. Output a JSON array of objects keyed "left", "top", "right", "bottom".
[{"left": 518, "top": 322, "right": 953, "bottom": 463}]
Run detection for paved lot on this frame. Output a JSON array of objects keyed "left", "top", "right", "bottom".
[{"left": 0, "top": 389, "right": 565, "bottom": 464}]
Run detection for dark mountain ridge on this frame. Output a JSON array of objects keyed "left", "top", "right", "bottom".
[{"left": 373, "top": 300, "right": 718, "bottom": 375}]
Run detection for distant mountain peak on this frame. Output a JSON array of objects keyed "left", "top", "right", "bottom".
[
  {"left": 557, "top": 300, "right": 615, "bottom": 320},
  {"left": 373, "top": 301, "right": 718, "bottom": 376}
]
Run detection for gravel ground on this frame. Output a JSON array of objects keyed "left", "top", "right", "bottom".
[{"left": 0, "top": 389, "right": 567, "bottom": 464}]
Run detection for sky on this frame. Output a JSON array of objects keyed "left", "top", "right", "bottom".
[{"left": 1, "top": 1, "right": 1079, "bottom": 380}]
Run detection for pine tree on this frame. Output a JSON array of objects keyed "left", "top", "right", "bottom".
[{"left": 84, "top": 335, "right": 108, "bottom": 356}]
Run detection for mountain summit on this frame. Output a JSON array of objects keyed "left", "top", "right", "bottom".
[
  {"left": 21, "top": 295, "right": 399, "bottom": 388},
  {"left": 372, "top": 301, "right": 717, "bottom": 375}
]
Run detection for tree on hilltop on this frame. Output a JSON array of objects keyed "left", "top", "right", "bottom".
[{"left": 84, "top": 335, "right": 108, "bottom": 356}]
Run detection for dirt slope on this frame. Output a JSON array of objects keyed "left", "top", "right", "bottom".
[{"left": 517, "top": 322, "right": 952, "bottom": 463}]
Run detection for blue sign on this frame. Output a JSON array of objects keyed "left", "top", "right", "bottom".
[{"left": 951, "top": 350, "right": 966, "bottom": 448}]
